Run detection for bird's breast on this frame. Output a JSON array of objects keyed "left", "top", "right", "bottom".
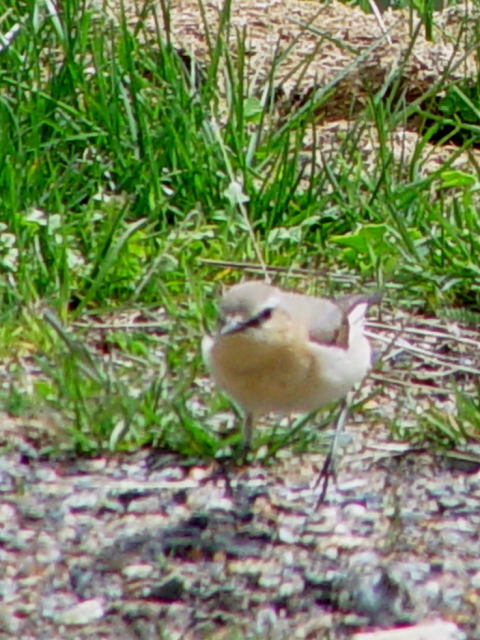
[
  {"left": 206, "top": 330, "right": 314, "bottom": 413},
  {"left": 204, "top": 328, "right": 372, "bottom": 415}
]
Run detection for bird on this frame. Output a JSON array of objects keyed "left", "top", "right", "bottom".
[{"left": 202, "top": 280, "right": 380, "bottom": 502}]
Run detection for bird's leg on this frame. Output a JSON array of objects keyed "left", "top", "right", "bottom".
[
  {"left": 241, "top": 412, "right": 254, "bottom": 454},
  {"left": 313, "top": 399, "right": 349, "bottom": 507},
  {"left": 212, "top": 412, "right": 255, "bottom": 495}
]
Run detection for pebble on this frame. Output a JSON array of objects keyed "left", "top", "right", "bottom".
[
  {"left": 343, "top": 503, "right": 366, "bottom": 518},
  {"left": 471, "top": 571, "right": 480, "bottom": 589},
  {"left": 149, "top": 466, "right": 184, "bottom": 482},
  {"left": 122, "top": 563, "right": 155, "bottom": 580},
  {"left": 258, "top": 574, "right": 282, "bottom": 589},
  {"left": 55, "top": 599, "right": 105, "bottom": 625},
  {"left": 322, "top": 546, "right": 339, "bottom": 561},
  {"left": 127, "top": 496, "right": 161, "bottom": 514},
  {"left": 352, "top": 620, "right": 464, "bottom": 640},
  {"left": 279, "top": 575, "right": 305, "bottom": 597},
  {"left": 0, "top": 604, "right": 21, "bottom": 634},
  {"left": 65, "top": 492, "right": 100, "bottom": 511},
  {"left": 255, "top": 606, "right": 278, "bottom": 634},
  {"left": 278, "top": 526, "right": 300, "bottom": 544}
]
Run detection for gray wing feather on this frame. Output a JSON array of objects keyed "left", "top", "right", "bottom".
[
  {"left": 281, "top": 292, "right": 345, "bottom": 345},
  {"left": 281, "top": 290, "right": 381, "bottom": 348}
]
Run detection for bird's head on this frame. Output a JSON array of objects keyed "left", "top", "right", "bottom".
[{"left": 217, "top": 281, "right": 284, "bottom": 337}]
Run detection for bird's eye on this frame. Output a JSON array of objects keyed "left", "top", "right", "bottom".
[
  {"left": 259, "top": 306, "right": 273, "bottom": 322},
  {"left": 243, "top": 306, "right": 274, "bottom": 330}
]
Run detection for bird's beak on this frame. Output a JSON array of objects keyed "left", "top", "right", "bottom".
[{"left": 219, "top": 315, "right": 247, "bottom": 336}]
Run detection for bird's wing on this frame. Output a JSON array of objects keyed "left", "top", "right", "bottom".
[
  {"left": 282, "top": 291, "right": 381, "bottom": 349},
  {"left": 282, "top": 292, "right": 347, "bottom": 346},
  {"left": 335, "top": 291, "right": 382, "bottom": 314}
]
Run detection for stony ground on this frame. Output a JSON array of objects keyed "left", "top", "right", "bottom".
[
  {"left": 2, "top": 0, "right": 480, "bottom": 638},
  {"left": 1, "top": 405, "right": 480, "bottom": 640}
]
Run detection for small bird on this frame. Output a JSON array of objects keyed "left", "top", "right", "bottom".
[{"left": 202, "top": 280, "right": 379, "bottom": 500}]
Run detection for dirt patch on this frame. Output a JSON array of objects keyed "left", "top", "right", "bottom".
[
  {"left": 110, "top": 0, "right": 478, "bottom": 122},
  {"left": 99, "top": 0, "right": 480, "bottom": 181}
]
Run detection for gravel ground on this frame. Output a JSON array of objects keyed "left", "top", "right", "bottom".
[
  {"left": 2, "top": 0, "right": 480, "bottom": 636},
  {"left": 0, "top": 425, "right": 479, "bottom": 640}
]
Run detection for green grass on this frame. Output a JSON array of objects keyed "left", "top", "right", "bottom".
[{"left": 0, "top": 0, "right": 479, "bottom": 459}]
